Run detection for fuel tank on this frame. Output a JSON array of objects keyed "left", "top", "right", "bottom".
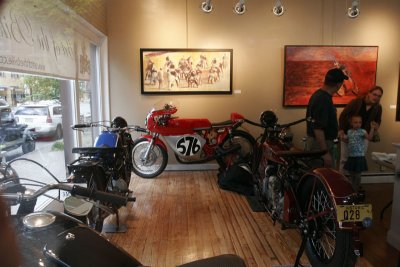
[{"left": 13, "top": 211, "right": 141, "bottom": 267}]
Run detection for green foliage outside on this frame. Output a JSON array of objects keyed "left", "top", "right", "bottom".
[
  {"left": 23, "top": 76, "right": 60, "bottom": 102},
  {"left": 51, "top": 141, "right": 64, "bottom": 151}
]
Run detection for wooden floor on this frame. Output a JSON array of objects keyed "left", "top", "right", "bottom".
[{"left": 105, "top": 171, "right": 399, "bottom": 267}]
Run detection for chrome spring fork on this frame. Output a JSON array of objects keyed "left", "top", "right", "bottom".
[{"left": 142, "top": 133, "right": 158, "bottom": 164}]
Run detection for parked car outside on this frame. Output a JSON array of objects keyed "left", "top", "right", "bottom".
[
  {"left": 14, "top": 101, "right": 63, "bottom": 139},
  {"left": 0, "top": 107, "right": 36, "bottom": 154}
]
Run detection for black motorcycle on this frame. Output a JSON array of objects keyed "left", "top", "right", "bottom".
[
  {"left": 0, "top": 106, "right": 36, "bottom": 155},
  {"left": 0, "top": 161, "right": 247, "bottom": 267},
  {"left": 68, "top": 117, "right": 137, "bottom": 231}
]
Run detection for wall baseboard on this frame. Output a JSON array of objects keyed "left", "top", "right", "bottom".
[
  {"left": 165, "top": 164, "right": 219, "bottom": 171},
  {"left": 361, "top": 173, "right": 395, "bottom": 184},
  {"left": 165, "top": 164, "right": 395, "bottom": 183}
]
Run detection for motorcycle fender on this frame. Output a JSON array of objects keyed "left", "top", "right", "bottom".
[
  {"left": 298, "top": 168, "right": 360, "bottom": 231},
  {"left": 298, "top": 168, "right": 354, "bottom": 206},
  {"left": 312, "top": 168, "right": 354, "bottom": 201},
  {"left": 141, "top": 134, "right": 167, "bottom": 151}
]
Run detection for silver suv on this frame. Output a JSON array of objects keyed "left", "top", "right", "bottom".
[{"left": 14, "top": 101, "right": 63, "bottom": 139}]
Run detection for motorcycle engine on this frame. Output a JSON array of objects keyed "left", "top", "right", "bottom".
[
  {"left": 262, "top": 164, "right": 284, "bottom": 219},
  {"left": 112, "top": 178, "right": 129, "bottom": 192}
]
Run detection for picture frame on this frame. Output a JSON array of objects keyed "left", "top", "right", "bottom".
[
  {"left": 283, "top": 45, "right": 379, "bottom": 107},
  {"left": 140, "top": 48, "right": 233, "bottom": 95},
  {"left": 396, "top": 63, "right": 400, "bottom": 121}
]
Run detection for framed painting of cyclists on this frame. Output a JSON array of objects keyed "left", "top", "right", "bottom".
[
  {"left": 283, "top": 45, "right": 379, "bottom": 107},
  {"left": 140, "top": 48, "right": 233, "bottom": 95}
]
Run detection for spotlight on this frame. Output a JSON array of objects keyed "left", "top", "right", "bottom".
[
  {"left": 201, "top": 0, "right": 212, "bottom": 13},
  {"left": 234, "top": 0, "right": 246, "bottom": 15},
  {"left": 272, "top": 0, "right": 285, "bottom": 16},
  {"left": 347, "top": 0, "right": 360, "bottom": 18}
]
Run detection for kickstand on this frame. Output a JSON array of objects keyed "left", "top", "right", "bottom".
[{"left": 293, "top": 235, "right": 307, "bottom": 267}]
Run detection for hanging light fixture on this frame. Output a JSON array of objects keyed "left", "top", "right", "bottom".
[
  {"left": 233, "top": 0, "right": 246, "bottom": 15},
  {"left": 347, "top": 0, "right": 360, "bottom": 18},
  {"left": 272, "top": 0, "right": 285, "bottom": 16},
  {"left": 201, "top": 0, "right": 213, "bottom": 13}
]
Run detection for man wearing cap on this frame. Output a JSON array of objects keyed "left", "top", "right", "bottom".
[{"left": 306, "top": 68, "right": 349, "bottom": 167}]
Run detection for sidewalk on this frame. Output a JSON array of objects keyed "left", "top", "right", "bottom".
[
  {"left": 8, "top": 141, "right": 67, "bottom": 184},
  {"left": 7, "top": 141, "right": 67, "bottom": 211}
]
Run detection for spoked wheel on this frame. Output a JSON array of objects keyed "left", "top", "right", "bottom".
[
  {"left": 131, "top": 138, "right": 168, "bottom": 179},
  {"left": 299, "top": 177, "right": 357, "bottom": 267},
  {"left": 219, "top": 130, "right": 255, "bottom": 168}
]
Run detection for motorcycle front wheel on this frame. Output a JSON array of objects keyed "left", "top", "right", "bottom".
[
  {"left": 219, "top": 130, "right": 255, "bottom": 168},
  {"left": 131, "top": 138, "right": 168, "bottom": 179},
  {"left": 86, "top": 166, "right": 108, "bottom": 232},
  {"left": 299, "top": 177, "right": 357, "bottom": 267}
]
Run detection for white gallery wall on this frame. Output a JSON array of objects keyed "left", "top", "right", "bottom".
[{"left": 106, "top": 0, "right": 400, "bottom": 170}]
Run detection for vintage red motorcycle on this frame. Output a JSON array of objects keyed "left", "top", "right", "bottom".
[
  {"left": 245, "top": 111, "right": 373, "bottom": 267},
  {"left": 131, "top": 102, "right": 255, "bottom": 178}
]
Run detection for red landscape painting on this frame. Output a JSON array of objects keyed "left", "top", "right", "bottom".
[{"left": 283, "top": 46, "right": 378, "bottom": 107}]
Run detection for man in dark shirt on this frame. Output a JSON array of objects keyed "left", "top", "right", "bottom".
[{"left": 306, "top": 68, "right": 348, "bottom": 167}]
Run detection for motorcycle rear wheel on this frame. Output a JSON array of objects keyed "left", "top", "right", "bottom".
[
  {"left": 219, "top": 130, "right": 255, "bottom": 168},
  {"left": 299, "top": 177, "right": 357, "bottom": 267},
  {"left": 131, "top": 138, "right": 168, "bottom": 179}
]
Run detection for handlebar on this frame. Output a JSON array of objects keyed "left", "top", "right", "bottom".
[
  {"left": 244, "top": 117, "right": 314, "bottom": 130},
  {"left": 71, "top": 123, "right": 147, "bottom": 133},
  {"left": 71, "top": 123, "right": 91, "bottom": 129},
  {"left": 1, "top": 183, "right": 134, "bottom": 206}
]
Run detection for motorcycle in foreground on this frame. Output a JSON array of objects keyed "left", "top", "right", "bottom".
[
  {"left": 132, "top": 102, "right": 256, "bottom": 178},
  {"left": 245, "top": 111, "right": 372, "bottom": 267},
  {"left": 68, "top": 117, "right": 136, "bottom": 231},
  {"left": 0, "top": 160, "right": 247, "bottom": 267}
]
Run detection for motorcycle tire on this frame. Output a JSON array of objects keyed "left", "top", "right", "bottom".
[
  {"left": 86, "top": 166, "right": 108, "bottom": 232},
  {"left": 131, "top": 138, "right": 168, "bottom": 179},
  {"left": 299, "top": 177, "right": 358, "bottom": 267},
  {"left": 219, "top": 130, "right": 255, "bottom": 169}
]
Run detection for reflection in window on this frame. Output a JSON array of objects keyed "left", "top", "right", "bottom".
[{"left": 79, "top": 81, "right": 93, "bottom": 147}]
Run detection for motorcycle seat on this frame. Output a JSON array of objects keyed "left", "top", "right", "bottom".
[
  {"left": 72, "top": 147, "right": 119, "bottom": 155},
  {"left": 211, "top": 120, "right": 233, "bottom": 128},
  {"left": 276, "top": 149, "right": 327, "bottom": 159}
]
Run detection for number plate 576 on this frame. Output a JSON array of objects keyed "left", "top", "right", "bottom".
[{"left": 336, "top": 204, "right": 372, "bottom": 222}]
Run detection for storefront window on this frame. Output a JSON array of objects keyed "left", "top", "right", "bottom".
[
  {"left": 0, "top": 0, "right": 107, "bottom": 210},
  {"left": 78, "top": 80, "right": 94, "bottom": 147}
]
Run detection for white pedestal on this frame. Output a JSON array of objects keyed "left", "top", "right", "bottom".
[{"left": 387, "top": 143, "right": 400, "bottom": 250}]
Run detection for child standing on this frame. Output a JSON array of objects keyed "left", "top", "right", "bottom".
[{"left": 342, "top": 115, "right": 376, "bottom": 191}]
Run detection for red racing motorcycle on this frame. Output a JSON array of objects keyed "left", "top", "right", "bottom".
[{"left": 131, "top": 103, "right": 255, "bottom": 178}]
